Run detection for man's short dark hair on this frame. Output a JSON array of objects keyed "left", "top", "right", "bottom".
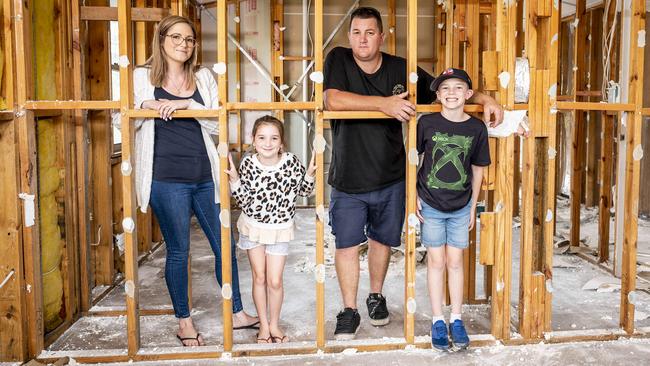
[{"left": 349, "top": 7, "right": 383, "bottom": 33}]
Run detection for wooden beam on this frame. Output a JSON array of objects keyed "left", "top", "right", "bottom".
[
  {"left": 490, "top": 0, "right": 516, "bottom": 341},
  {"left": 403, "top": 0, "right": 417, "bottom": 344},
  {"left": 88, "top": 0, "right": 114, "bottom": 287},
  {"left": 387, "top": 0, "right": 396, "bottom": 55},
  {"left": 24, "top": 100, "right": 120, "bottom": 110},
  {"left": 314, "top": 0, "right": 325, "bottom": 350},
  {"left": 271, "top": 0, "right": 284, "bottom": 122},
  {"left": 13, "top": 0, "right": 44, "bottom": 358},
  {"left": 117, "top": 0, "right": 140, "bottom": 356},
  {"left": 598, "top": 112, "right": 614, "bottom": 263},
  {"left": 216, "top": 0, "right": 233, "bottom": 352},
  {"left": 569, "top": 0, "right": 587, "bottom": 248},
  {"left": 80, "top": 6, "right": 170, "bottom": 21},
  {"left": 0, "top": 116, "right": 28, "bottom": 361},
  {"left": 619, "top": 0, "right": 645, "bottom": 334}
]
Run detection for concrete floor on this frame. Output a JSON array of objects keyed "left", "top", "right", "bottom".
[{"left": 45, "top": 206, "right": 650, "bottom": 361}]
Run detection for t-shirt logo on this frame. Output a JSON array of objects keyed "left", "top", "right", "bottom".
[
  {"left": 392, "top": 84, "right": 405, "bottom": 95},
  {"left": 427, "top": 132, "right": 473, "bottom": 191}
]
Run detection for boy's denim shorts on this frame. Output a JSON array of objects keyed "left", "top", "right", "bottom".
[{"left": 420, "top": 199, "right": 471, "bottom": 249}]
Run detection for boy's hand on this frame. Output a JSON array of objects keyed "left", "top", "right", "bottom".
[
  {"left": 307, "top": 150, "right": 317, "bottom": 177},
  {"left": 224, "top": 153, "right": 239, "bottom": 183},
  {"left": 468, "top": 205, "right": 476, "bottom": 231},
  {"left": 416, "top": 198, "right": 424, "bottom": 223}
]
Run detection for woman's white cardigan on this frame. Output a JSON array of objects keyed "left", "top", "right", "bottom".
[{"left": 133, "top": 66, "right": 221, "bottom": 213}]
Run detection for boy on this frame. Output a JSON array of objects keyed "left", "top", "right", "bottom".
[{"left": 416, "top": 68, "right": 491, "bottom": 351}]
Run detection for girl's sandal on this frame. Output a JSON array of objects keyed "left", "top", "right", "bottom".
[
  {"left": 256, "top": 333, "right": 273, "bottom": 344},
  {"left": 271, "top": 334, "right": 289, "bottom": 343}
]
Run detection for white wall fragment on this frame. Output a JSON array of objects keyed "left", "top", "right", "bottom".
[
  {"left": 638, "top": 30, "right": 646, "bottom": 48},
  {"left": 315, "top": 204, "right": 326, "bottom": 223},
  {"left": 407, "top": 213, "right": 420, "bottom": 230},
  {"left": 120, "top": 160, "right": 132, "bottom": 176},
  {"left": 409, "top": 72, "right": 419, "bottom": 84},
  {"left": 233, "top": 16, "right": 240, "bottom": 23},
  {"left": 313, "top": 134, "right": 327, "bottom": 153},
  {"left": 633, "top": 144, "right": 643, "bottom": 161},
  {"left": 125, "top": 280, "right": 135, "bottom": 298},
  {"left": 217, "top": 142, "right": 228, "bottom": 158},
  {"left": 315, "top": 264, "right": 325, "bottom": 283},
  {"left": 122, "top": 217, "right": 135, "bottom": 233},
  {"left": 118, "top": 55, "right": 130, "bottom": 68},
  {"left": 498, "top": 71, "right": 511, "bottom": 88},
  {"left": 213, "top": 62, "right": 227, "bottom": 75},
  {"left": 219, "top": 209, "right": 231, "bottom": 228},
  {"left": 18, "top": 193, "right": 35, "bottom": 227},
  {"left": 545, "top": 209, "right": 553, "bottom": 222},
  {"left": 309, "top": 71, "right": 324, "bottom": 84},
  {"left": 408, "top": 148, "right": 419, "bottom": 165},
  {"left": 222, "top": 283, "right": 232, "bottom": 300},
  {"left": 406, "top": 297, "right": 417, "bottom": 314}
]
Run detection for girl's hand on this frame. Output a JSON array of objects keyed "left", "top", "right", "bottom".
[
  {"left": 224, "top": 153, "right": 239, "bottom": 183},
  {"left": 307, "top": 150, "right": 317, "bottom": 177},
  {"left": 156, "top": 99, "right": 191, "bottom": 121},
  {"left": 468, "top": 205, "right": 477, "bottom": 231}
]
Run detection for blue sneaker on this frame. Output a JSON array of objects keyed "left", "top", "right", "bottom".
[
  {"left": 449, "top": 319, "right": 470, "bottom": 351},
  {"left": 430, "top": 320, "right": 449, "bottom": 351}
]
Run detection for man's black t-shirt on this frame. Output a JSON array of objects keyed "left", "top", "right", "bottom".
[
  {"left": 324, "top": 46, "right": 435, "bottom": 193},
  {"left": 417, "top": 113, "right": 491, "bottom": 212}
]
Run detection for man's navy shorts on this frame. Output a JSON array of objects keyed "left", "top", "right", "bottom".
[{"left": 329, "top": 180, "right": 405, "bottom": 249}]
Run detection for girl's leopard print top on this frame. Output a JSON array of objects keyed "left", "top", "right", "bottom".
[{"left": 232, "top": 152, "right": 314, "bottom": 225}]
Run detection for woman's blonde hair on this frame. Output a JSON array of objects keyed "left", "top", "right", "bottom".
[{"left": 145, "top": 15, "right": 199, "bottom": 90}]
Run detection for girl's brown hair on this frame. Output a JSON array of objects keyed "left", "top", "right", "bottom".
[
  {"left": 252, "top": 115, "right": 286, "bottom": 154},
  {"left": 145, "top": 15, "right": 198, "bottom": 90}
]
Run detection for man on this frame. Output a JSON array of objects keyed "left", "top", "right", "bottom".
[{"left": 323, "top": 7, "right": 503, "bottom": 340}]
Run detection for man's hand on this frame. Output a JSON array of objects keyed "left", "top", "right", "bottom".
[
  {"left": 379, "top": 91, "right": 416, "bottom": 122},
  {"left": 482, "top": 98, "right": 503, "bottom": 128}
]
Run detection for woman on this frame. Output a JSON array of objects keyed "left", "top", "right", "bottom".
[{"left": 133, "top": 15, "right": 258, "bottom": 346}]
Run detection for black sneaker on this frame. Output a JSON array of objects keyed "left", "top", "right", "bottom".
[
  {"left": 334, "top": 308, "right": 360, "bottom": 340},
  {"left": 366, "top": 293, "right": 390, "bottom": 326}
]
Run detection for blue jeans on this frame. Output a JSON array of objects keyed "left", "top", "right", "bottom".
[{"left": 150, "top": 180, "right": 243, "bottom": 318}]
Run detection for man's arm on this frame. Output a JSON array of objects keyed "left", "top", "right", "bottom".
[
  {"left": 468, "top": 91, "right": 504, "bottom": 127},
  {"left": 324, "top": 89, "right": 415, "bottom": 122}
]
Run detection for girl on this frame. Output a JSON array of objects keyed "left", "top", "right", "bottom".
[
  {"left": 225, "top": 115, "right": 316, "bottom": 344},
  {"left": 133, "top": 15, "right": 257, "bottom": 347}
]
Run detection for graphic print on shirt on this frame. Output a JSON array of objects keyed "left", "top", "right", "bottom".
[{"left": 427, "top": 132, "right": 474, "bottom": 191}]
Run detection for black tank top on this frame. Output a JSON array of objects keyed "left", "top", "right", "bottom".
[{"left": 152, "top": 87, "right": 213, "bottom": 183}]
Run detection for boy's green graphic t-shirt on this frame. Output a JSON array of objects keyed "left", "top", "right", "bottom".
[{"left": 417, "top": 113, "right": 491, "bottom": 212}]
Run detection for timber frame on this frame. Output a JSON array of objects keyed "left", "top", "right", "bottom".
[{"left": 1, "top": 0, "right": 648, "bottom": 363}]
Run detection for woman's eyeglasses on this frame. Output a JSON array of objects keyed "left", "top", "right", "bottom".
[{"left": 164, "top": 33, "right": 196, "bottom": 47}]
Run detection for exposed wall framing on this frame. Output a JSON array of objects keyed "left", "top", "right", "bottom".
[{"left": 1, "top": 0, "right": 649, "bottom": 363}]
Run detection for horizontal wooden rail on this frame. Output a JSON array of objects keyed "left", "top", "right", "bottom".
[
  {"left": 35, "top": 327, "right": 650, "bottom": 364},
  {"left": 226, "top": 102, "right": 317, "bottom": 110},
  {"left": 127, "top": 109, "right": 220, "bottom": 118},
  {"left": 280, "top": 56, "right": 313, "bottom": 61},
  {"left": 24, "top": 100, "right": 120, "bottom": 110},
  {"left": 80, "top": 6, "right": 169, "bottom": 21},
  {"left": 555, "top": 102, "right": 636, "bottom": 111}
]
